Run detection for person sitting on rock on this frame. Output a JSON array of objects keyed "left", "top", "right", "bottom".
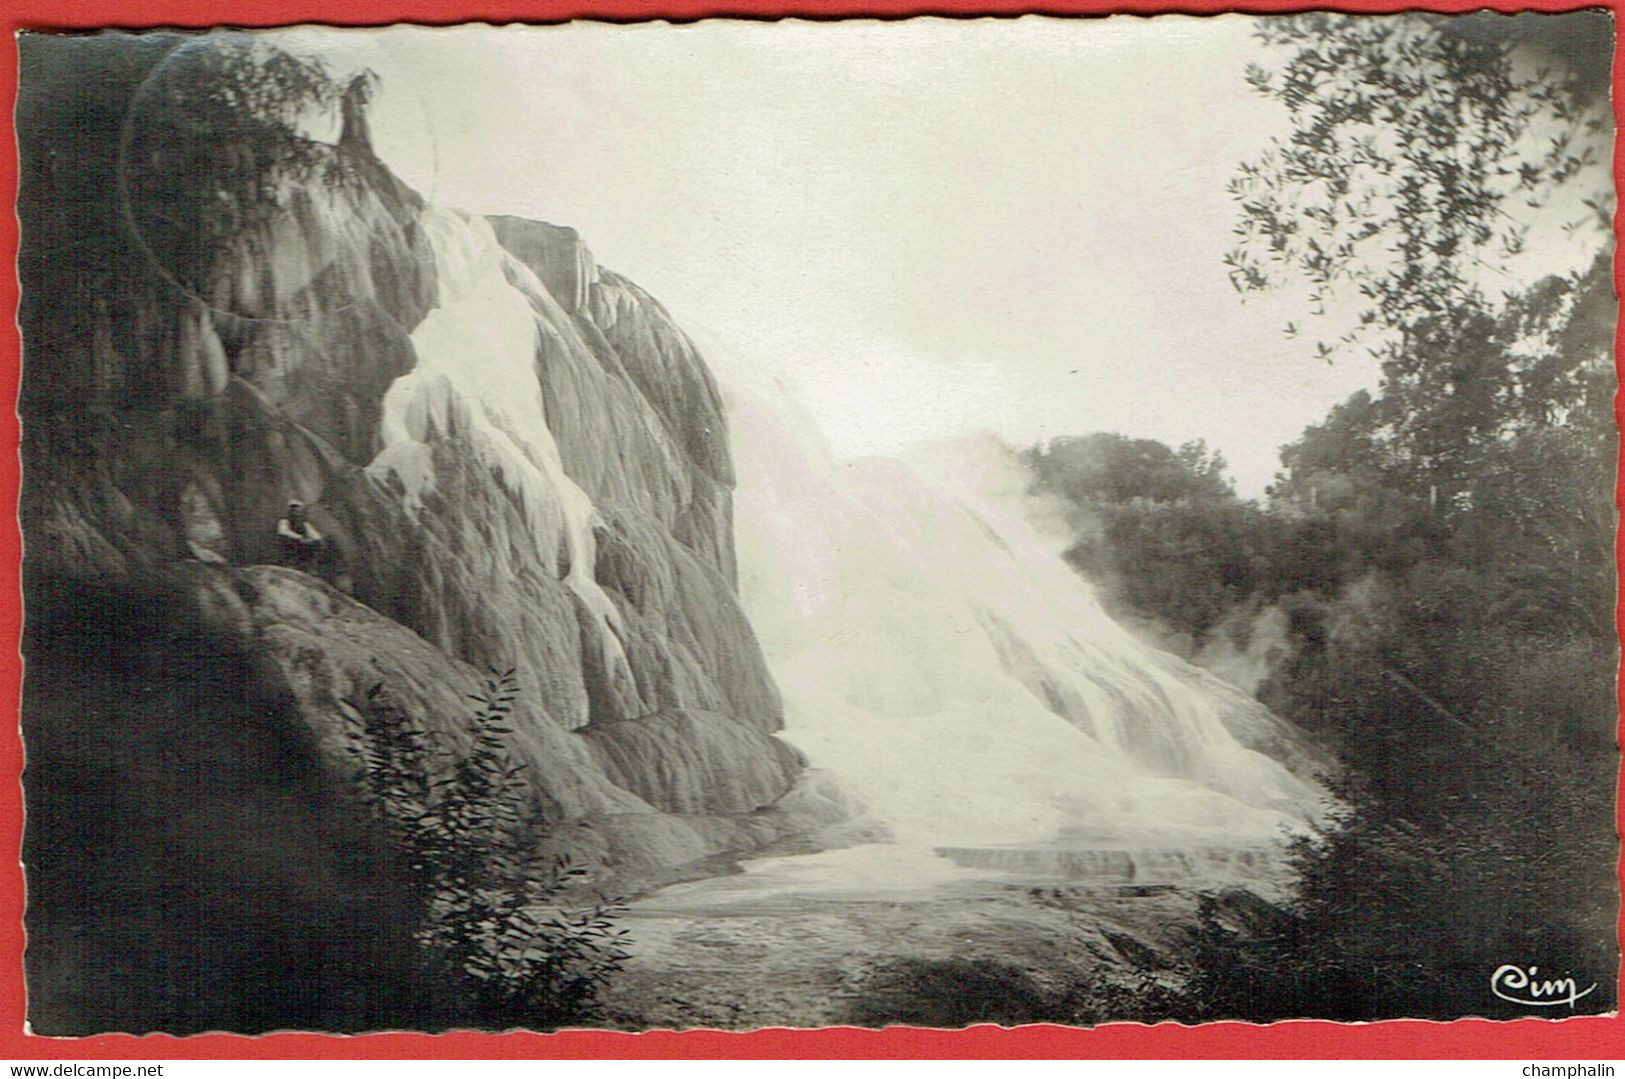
[{"left": 277, "top": 500, "right": 325, "bottom": 571}]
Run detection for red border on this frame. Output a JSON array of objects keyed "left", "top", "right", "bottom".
[{"left": 1, "top": 0, "right": 1622, "bottom": 1060}]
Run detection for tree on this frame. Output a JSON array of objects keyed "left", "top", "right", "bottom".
[
  {"left": 1025, "top": 433, "right": 1271, "bottom": 650},
  {"left": 344, "top": 671, "right": 631, "bottom": 1029},
  {"left": 1170, "top": 14, "right": 1620, "bottom": 1023},
  {"left": 1225, "top": 12, "right": 1612, "bottom": 355},
  {"left": 118, "top": 33, "right": 365, "bottom": 299},
  {"left": 1026, "top": 433, "right": 1233, "bottom": 507}
]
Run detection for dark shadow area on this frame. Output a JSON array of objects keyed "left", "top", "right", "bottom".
[
  {"left": 844, "top": 957, "right": 1055, "bottom": 1029},
  {"left": 22, "top": 571, "right": 422, "bottom": 1034}
]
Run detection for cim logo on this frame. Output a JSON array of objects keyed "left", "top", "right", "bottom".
[{"left": 1490, "top": 963, "right": 1598, "bottom": 1009}]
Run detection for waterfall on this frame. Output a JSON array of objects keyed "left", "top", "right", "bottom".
[
  {"left": 360, "top": 198, "right": 1329, "bottom": 888},
  {"left": 368, "top": 206, "right": 633, "bottom": 718},
  {"left": 726, "top": 384, "right": 1328, "bottom": 877}
]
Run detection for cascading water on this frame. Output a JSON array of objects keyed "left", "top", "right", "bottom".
[
  {"left": 368, "top": 206, "right": 635, "bottom": 723},
  {"left": 725, "top": 384, "right": 1331, "bottom": 888},
  {"left": 361, "top": 197, "right": 1329, "bottom": 892}
]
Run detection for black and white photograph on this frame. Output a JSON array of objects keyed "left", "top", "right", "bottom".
[{"left": 14, "top": 13, "right": 1619, "bottom": 1036}]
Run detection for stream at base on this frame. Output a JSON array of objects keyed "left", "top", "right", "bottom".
[
  {"left": 598, "top": 370, "right": 1331, "bottom": 1030},
  {"left": 598, "top": 839, "right": 1286, "bottom": 1030}
]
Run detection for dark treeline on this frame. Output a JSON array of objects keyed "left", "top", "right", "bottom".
[
  {"left": 1026, "top": 10, "right": 1618, "bottom": 1021},
  {"left": 1026, "top": 248, "right": 1616, "bottom": 1021}
]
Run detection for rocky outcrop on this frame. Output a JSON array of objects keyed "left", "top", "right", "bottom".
[
  {"left": 582, "top": 710, "right": 805, "bottom": 815},
  {"left": 488, "top": 215, "right": 597, "bottom": 314},
  {"left": 18, "top": 33, "right": 818, "bottom": 1033}
]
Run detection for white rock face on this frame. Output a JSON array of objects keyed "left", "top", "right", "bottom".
[
  {"left": 19, "top": 42, "right": 813, "bottom": 1037},
  {"left": 370, "top": 206, "right": 637, "bottom": 724}
]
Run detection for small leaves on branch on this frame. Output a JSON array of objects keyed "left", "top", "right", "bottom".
[
  {"left": 342, "top": 669, "right": 631, "bottom": 1029},
  {"left": 120, "top": 34, "right": 371, "bottom": 297},
  {"left": 1226, "top": 13, "right": 1611, "bottom": 356}
]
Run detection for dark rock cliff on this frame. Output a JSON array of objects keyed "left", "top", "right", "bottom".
[{"left": 17, "top": 33, "right": 831, "bottom": 1033}]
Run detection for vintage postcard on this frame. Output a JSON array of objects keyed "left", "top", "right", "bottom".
[{"left": 12, "top": 13, "right": 1619, "bottom": 1041}]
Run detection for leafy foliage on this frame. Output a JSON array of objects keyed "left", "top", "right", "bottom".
[
  {"left": 1024, "top": 434, "right": 1263, "bottom": 652},
  {"left": 1026, "top": 434, "right": 1233, "bottom": 507},
  {"left": 344, "top": 671, "right": 631, "bottom": 1029},
  {"left": 118, "top": 33, "right": 365, "bottom": 298},
  {"left": 1032, "top": 13, "right": 1617, "bottom": 1022},
  {"left": 1226, "top": 13, "right": 1611, "bottom": 355},
  {"left": 1175, "top": 733, "right": 1617, "bottom": 1021},
  {"left": 1272, "top": 253, "right": 1616, "bottom": 638},
  {"left": 1033, "top": 263, "right": 1617, "bottom": 1018}
]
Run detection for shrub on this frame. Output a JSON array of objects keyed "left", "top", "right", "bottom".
[
  {"left": 344, "top": 670, "right": 631, "bottom": 1029},
  {"left": 119, "top": 35, "right": 366, "bottom": 296},
  {"left": 1172, "top": 758, "right": 1616, "bottom": 1023}
]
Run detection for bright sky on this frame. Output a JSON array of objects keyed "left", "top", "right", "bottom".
[{"left": 280, "top": 17, "right": 1607, "bottom": 497}]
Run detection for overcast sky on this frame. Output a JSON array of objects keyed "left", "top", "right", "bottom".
[{"left": 280, "top": 17, "right": 1608, "bottom": 496}]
